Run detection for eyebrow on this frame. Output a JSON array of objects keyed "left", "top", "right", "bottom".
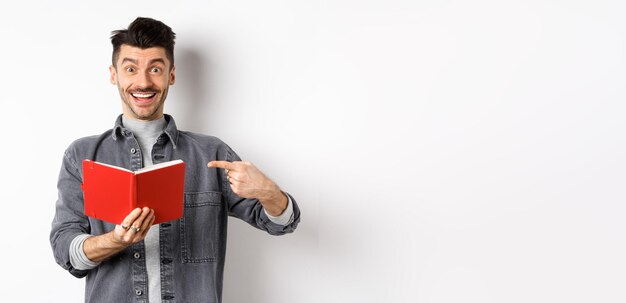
[{"left": 120, "top": 58, "right": 167, "bottom": 66}]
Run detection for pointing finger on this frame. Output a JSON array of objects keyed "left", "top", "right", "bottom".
[{"left": 207, "top": 160, "right": 234, "bottom": 170}]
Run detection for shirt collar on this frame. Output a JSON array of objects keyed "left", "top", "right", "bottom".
[{"left": 112, "top": 114, "right": 180, "bottom": 149}]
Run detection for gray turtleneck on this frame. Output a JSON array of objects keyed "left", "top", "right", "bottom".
[{"left": 121, "top": 116, "right": 167, "bottom": 303}]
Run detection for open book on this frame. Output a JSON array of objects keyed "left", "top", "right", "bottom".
[{"left": 81, "top": 159, "right": 186, "bottom": 225}]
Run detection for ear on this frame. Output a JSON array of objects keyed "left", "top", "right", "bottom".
[
  {"left": 169, "top": 65, "right": 176, "bottom": 85},
  {"left": 109, "top": 65, "right": 117, "bottom": 85}
]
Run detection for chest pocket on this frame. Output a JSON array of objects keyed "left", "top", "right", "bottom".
[{"left": 180, "top": 191, "right": 225, "bottom": 263}]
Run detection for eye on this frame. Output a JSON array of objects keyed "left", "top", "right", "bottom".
[
  {"left": 151, "top": 67, "right": 162, "bottom": 73},
  {"left": 125, "top": 66, "right": 135, "bottom": 73}
]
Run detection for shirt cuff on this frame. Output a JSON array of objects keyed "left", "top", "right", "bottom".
[
  {"left": 264, "top": 194, "right": 294, "bottom": 226},
  {"left": 69, "top": 234, "right": 100, "bottom": 270}
]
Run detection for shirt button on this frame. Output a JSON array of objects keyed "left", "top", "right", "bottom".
[
  {"left": 133, "top": 252, "right": 141, "bottom": 259},
  {"left": 130, "top": 148, "right": 137, "bottom": 154},
  {"left": 135, "top": 289, "right": 143, "bottom": 296}
]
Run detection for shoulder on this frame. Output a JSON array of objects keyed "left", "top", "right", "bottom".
[
  {"left": 63, "top": 130, "right": 114, "bottom": 163},
  {"left": 177, "top": 130, "right": 230, "bottom": 150},
  {"left": 176, "top": 130, "right": 240, "bottom": 161}
]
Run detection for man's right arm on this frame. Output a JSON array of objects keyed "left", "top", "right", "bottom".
[
  {"left": 51, "top": 151, "right": 93, "bottom": 277},
  {"left": 51, "top": 149, "right": 155, "bottom": 274}
]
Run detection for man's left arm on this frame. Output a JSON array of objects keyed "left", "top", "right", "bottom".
[{"left": 207, "top": 160, "right": 299, "bottom": 230}]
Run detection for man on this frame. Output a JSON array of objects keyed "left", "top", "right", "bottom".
[{"left": 50, "top": 17, "right": 300, "bottom": 303}]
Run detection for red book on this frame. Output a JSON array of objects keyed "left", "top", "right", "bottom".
[{"left": 81, "top": 159, "right": 185, "bottom": 225}]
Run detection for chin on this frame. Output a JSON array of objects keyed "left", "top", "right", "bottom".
[{"left": 134, "top": 108, "right": 163, "bottom": 120}]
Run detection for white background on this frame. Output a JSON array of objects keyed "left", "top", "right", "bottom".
[{"left": 1, "top": 0, "right": 625, "bottom": 302}]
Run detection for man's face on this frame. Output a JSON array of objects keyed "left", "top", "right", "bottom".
[{"left": 110, "top": 45, "right": 175, "bottom": 121}]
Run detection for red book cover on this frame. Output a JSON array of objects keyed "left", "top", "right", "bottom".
[{"left": 82, "top": 159, "right": 185, "bottom": 225}]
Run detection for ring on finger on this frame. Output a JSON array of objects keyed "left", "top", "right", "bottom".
[
  {"left": 120, "top": 224, "right": 130, "bottom": 230},
  {"left": 131, "top": 226, "right": 140, "bottom": 233}
]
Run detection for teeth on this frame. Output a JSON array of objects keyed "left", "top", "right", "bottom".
[{"left": 132, "top": 93, "right": 156, "bottom": 98}]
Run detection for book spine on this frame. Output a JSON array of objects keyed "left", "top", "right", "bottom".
[{"left": 130, "top": 173, "right": 137, "bottom": 210}]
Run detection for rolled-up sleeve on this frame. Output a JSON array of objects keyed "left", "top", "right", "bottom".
[
  {"left": 50, "top": 150, "right": 91, "bottom": 278},
  {"left": 264, "top": 194, "right": 295, "bottom": 226}
]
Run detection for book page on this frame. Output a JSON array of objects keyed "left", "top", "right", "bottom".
[
  {"left": 135, "top": 159, "right": 184, "bottom": 174},
  {"left": 93, "top": 161, "right": 133, "bottom": 173}
]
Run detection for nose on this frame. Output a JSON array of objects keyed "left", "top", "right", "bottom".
[{"left": 135, "top": 70, "right": 153, "bottom": 88}]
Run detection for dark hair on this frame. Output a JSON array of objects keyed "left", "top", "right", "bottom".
[{"left": 110, "top": 17, "right": 176, "bottom": 68}]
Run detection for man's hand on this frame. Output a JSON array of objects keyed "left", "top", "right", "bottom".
[
  {"left": 112, "top": 207, "right": 155, "bottom": 245},
  {"left": 207, "top": 160, "right": 288, "bottom": 216},
  {"left": 84, "top": 207, "right": 155, "bottom": 262}
]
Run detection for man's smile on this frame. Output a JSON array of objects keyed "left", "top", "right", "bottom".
[
  {"left": 131, "top": 92, "right": 156, "bottom": 98},
  {"left": 130, "top": 91, "right": 158, "bottom": 104}
]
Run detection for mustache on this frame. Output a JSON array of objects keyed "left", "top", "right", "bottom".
[{"left": 128, "top": 87, "right": 159, "bottom": 93}]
